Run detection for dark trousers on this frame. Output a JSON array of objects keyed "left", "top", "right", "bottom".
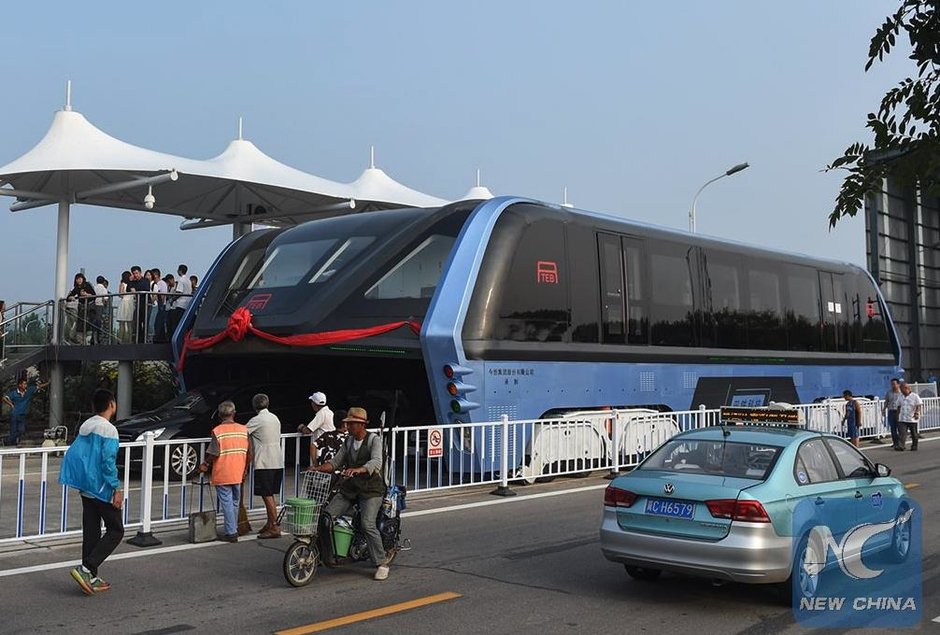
[
  {"left": 6, "top": 414, "right": 26, "bottom": 445},
  {"left": 167, "top": 308, "right": 184, "bottom": 339},
  {"left": 154, "top": 304, "right": 168, "bottom": 342},
  {"left": 898, "top": 421, "right": 919, "bottom": 450},
  {"left": 887, "top": 410, "right": 900, "bottom": 447},
  {"left": 81, "top": 495, "right": 124, "bottom": 577}
]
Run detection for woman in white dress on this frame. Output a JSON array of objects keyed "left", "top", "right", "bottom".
[{"left": 117, "top": 270, "right": 135, "bottom": 343}]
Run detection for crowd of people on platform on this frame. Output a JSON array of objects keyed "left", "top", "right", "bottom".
[{"left": 64, "top": 264, "right": 197, "bottom": 344}]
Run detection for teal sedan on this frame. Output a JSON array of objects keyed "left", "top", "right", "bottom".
[{"left": 599, "top": 424, "right": 911, "bottom": 602}]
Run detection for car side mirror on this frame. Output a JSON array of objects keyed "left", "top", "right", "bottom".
[{"left": 875, "top": 463, "right": 891, "bottom": 478}]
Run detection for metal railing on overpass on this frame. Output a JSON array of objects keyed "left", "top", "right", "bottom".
[{"left": 1, "top": 397, "right": 937, "bottom": 546}]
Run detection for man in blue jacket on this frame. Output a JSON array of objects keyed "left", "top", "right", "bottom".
[{"left": 59, "top": 389, "right": 124, "bottom": 595}]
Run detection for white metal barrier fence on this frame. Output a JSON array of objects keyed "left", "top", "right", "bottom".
[{"left": 2, "top": 397, "right": 938, "bottom": 544}]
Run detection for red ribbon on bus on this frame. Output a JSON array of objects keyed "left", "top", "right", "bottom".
[{"left": 176, "top": 307, "right": 421, "bottom": 370}]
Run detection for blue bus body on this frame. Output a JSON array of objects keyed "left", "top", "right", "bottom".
[{"left": 173, "top": 196, "right": 901, "bottom": 472}]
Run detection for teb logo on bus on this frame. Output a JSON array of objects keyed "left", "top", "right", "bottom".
[{"left": 792, "top": 497, "right": 921, "bottom": 628}]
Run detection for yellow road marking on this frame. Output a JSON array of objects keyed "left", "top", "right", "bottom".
[
  {"left": 905, "top": 483, "right": 920, "bottom": 489},
  {"left": 275, "top": 592, "right": 462, "bottom": 635}
]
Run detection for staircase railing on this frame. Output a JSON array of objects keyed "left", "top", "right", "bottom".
[{"left": 0, "top": 301, "right": 54, "bottom": 368}]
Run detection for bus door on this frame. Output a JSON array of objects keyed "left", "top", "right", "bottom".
[
  {"left": 598, "top": 234, "right": 648, "bottom": 345},
  {"left": 598, "top": 233, "right": 626, "bottom": 344},
  {"left": 819, "top": 272, "right": 848, "bottom": 352}
]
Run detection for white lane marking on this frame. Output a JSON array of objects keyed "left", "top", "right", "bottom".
[
  {"left": 0, "top": 535, "right": 259, "bottom": 578},
  {"left": 932, "top": 614, "right": 940, "bottom": 623},
  {"left": 403, "top": 484, "right": 607, "bottom": 518},
  {"left": 0, "top": 483, "right": 608, "bottom": 578}
]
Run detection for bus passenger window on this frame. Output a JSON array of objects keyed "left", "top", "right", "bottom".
[
  {"left": 786, "top": 265, "right": 821, "bottom": 351},
  {"left": 707, "top": 256, "right": 746, "bottom": 349},
  {"left": 748, "top": 266, "right": 786, "bottom": 350},
  {"left": 649, "top": 243, "right": 695, "bottom": 347}
]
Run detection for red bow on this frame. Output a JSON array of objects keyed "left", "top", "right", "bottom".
[{"left": 177, "top": 308, "right": 421, "bottom": 370}]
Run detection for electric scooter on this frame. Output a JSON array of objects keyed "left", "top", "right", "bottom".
[{"left": 280, "top": 471, "right": 408, "bottom": 587}]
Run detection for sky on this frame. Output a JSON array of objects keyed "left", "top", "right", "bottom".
[{"left": 0, "top": 1, "right": 913, "bottom": 303}]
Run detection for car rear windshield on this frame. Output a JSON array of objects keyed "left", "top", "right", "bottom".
[{"left": 639, "top": 439, "right": 782, "bottom": 480}]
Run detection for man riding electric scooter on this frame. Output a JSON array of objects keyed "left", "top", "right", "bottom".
[{"left": 313, "top": 407, "right": 391, "bottom": 581}]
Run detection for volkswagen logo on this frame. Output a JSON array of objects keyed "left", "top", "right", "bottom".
[{"left": 663, "top": 482, "right": 675, "bottom": 495}]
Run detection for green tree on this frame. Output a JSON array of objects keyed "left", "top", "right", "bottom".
[{"left": 827, "top": 1, "right": 940, "bottom": 227}]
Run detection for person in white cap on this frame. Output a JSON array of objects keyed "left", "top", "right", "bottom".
[{"left": 297, "top": 391, "right": 335, "bottom": 465}]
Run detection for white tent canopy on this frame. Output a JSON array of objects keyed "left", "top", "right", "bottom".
[
  {"left": 0, "top": 107, "right": 448, "bottom": 229},
  {"left": 0, "top": 89, "right": 493, "bottom": 430}
]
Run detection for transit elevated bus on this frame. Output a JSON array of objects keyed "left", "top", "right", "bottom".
[{"left": 172, "top": 196, "right": 900, "bottom": 470}]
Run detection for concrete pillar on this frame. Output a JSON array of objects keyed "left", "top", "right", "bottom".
[
  {"left": 48, "top": 363, "right": 64, "bottom": 427},
  {"left": 117, "top": 360, "right": 133, "bottom": 420},
  {"left": 48, "top": 200, "right": 70, "bottom": 427}
]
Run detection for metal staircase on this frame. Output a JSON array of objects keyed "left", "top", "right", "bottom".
[{"left": 0, "top": 301, "right": 54, "bottom": 377}]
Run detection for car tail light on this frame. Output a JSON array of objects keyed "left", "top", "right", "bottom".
[
  {"left": 604, "top": 486, "right": 637, "bottom": 508},
  {"left": 705, "top": 499, "right": 771, "bottom": 523}
]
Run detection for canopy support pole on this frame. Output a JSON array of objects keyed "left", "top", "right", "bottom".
[
  {"left": 117, "top": 360, "right": 133, "bottom": 420},
  {"left": 232, "top": 222, "right": 252, "bottom": 239},
  {"left": 48, "top": 200, "right": 70, "bottom": 428}
]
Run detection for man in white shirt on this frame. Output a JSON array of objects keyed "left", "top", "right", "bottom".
[
  {"left": 167, "top": 264, "right": 192, "bottom": 338},
  {"left": 897, "top": 381, "right": 922, "bottom": 451},
  {"left": 246, "top": 393, "right": 284, "bottom": 538},
  {"left": 296, "top": 391, "right": 334, "bottom": 467},
  {"left": 151, "top": 269, "right": 169, "bottom": 343}
]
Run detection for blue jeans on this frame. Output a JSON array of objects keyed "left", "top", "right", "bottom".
[
  {"left": 6, "top": 414, "right": 26, "bottom": 445},
  {"left": 215, "top": 484, "right": 241, "bottom": 536},
  {"left": 153, "top": 305, "right": 167, "bottom": 342}
]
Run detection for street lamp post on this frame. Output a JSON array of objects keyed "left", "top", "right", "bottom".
[{"left": 689, "top": 162, "right": 749, "bottom": 233}]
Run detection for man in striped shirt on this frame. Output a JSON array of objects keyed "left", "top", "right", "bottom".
[{"left": 200, "top": 401, "right": 250, "bottom": 542}]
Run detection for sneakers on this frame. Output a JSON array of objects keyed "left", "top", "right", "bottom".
[
  {"left": 374, "top": 565, "right": 390, "bottom": 581},
  {"left": 70, "top": 566, "right": 94, "bottom": 595},
  {"left": 217, "top": 533, "right": 238, "bottom": 543},
  {"left": 70, "top": 566, "right": 112, "bottom": 594}
]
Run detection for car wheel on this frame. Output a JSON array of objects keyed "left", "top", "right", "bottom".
[
  {"left": 888, "top": 504, "right": 912, "bottom": 563},
  {"left": 793, "top": 532, "right": 823, "bottom": 603},
  {"left": 624, "top": 565, "right": 661, "bottom": 581},
  {"left": 169, "top": 444, "right": 199, "bottom": 481}
]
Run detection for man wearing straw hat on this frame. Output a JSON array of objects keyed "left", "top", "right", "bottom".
[{"left": 315, "top": 406, "right": 390, "bottom": 581}]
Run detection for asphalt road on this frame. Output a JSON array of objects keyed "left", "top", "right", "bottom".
[{"left": 1, "top": 437, "right": 939, "bottom": 634}]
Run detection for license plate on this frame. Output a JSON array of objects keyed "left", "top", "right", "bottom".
[{"left": 645, "top": 497, "right": 695, "bottom": 519}]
